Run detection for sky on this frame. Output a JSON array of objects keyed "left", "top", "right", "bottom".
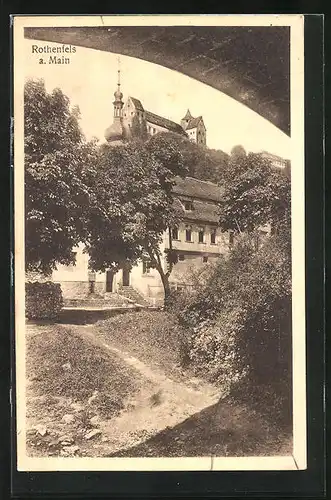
[{"left": 24, "top": 39, "right": 291, "bottom": 159}]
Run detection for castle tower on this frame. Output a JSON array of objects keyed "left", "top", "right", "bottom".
[
  {"left": 180, "top": 109, "right": 207, "bottom": 146},
  {"left": 180, "top": 109, "right": 192, "bottom": 130},
  {"left": 105, "top": 59, "right": 125, "bottom": 143}
]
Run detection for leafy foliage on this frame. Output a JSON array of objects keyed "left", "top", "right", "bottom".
[
  {"left": 25, "top": 281, "right": 63, "bottom": 319},
  {"left": 176, "top": 233, "right": 292, "bottom": 398},
  {"left": 147, "top": 132, "right": 230, "bottom": 184},
  {"left": 24, "top": 79, "right": 98, "bottom": 274},
  {"left": 219, "top": 152, "right": 291, "bottom": 234},
  {"left": 85, "top": 132, "right": 189, "bottom": 303}
]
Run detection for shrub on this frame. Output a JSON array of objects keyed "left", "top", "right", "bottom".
[
  {"left": 187, "top": 306, "right": 249, "bottom": 394},
  {"left": 25, "top": 281, "right": 63, "bottom": 320},
  {"left": 176, "top": 233, "right": 292, "bottom": 400}
]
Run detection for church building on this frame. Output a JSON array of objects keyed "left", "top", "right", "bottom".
[{"left": 104, "top": 65, "right": 206, "bottom": 146}]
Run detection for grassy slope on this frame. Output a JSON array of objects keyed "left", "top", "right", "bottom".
[
  {"left": 94, "top": 310, "right": 189, "bottom": 379},
  {"left": 26, "top": 311, "right": 292, "bottom": 458},
  {"left": 26, "top": 323, "right": 145, "bottom": 456},
  {"left": 92, "top": 310, "right": 292, "bottom": 457}
]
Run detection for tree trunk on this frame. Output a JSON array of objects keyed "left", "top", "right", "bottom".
[
  {"left": 148, "top": 232, "right": 173, "bottom": 309},
  {"left": 159, "top": 271, "right": 171, "bottom": 310}
]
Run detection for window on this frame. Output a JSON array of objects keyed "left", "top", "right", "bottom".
[
  {"left": 142, "top": 259, "right": 151, "bottom": 274},
  {"left": 178, "top": 254, "right": 185, "bottom": 261},
  {"left": 185, "top": 228, "right": 192, "bottom": 242},
  {"left": 172, "top": 227, "right": 179, "bottom": 240},
  {"left": 211, "top": 228, "right": 216, "bottom": 244},
  {"left": 202, "top": 256, "right": 208, "bottom": 263},
  {"left": 184, "top": 201, "right": 194, "bottom": 211},
  {"left": 198, "top": 228, "right": 205, "bottom": 243}
]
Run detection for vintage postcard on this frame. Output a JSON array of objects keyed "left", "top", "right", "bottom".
[{"left": 13, "top": 14, "right": 306, "bottom": 472}]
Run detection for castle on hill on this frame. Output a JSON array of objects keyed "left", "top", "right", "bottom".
[{"left": 104, "top": 66, "right": 207, "bottom": 146}]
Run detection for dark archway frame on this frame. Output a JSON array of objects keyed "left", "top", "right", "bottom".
[{"left": 25, "top": 25, "right": 290, "bottom": 136}]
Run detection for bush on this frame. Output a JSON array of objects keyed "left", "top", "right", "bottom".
[
  {"left": 25, "top": 281, "right": 63, "bottom": 320},
  {"left": 175, "top": 233, "right": 292, "bottom": 400}
]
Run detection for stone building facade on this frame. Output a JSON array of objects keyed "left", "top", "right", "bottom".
[
  {"left": 259, "top": 150, "right": 290, "bottom": 170},
  {"left": 53, "top": 175, "right": 230, "bottom": 304}
]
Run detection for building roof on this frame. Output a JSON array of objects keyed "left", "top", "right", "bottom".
[
  {"left": 129, "top": 97, "right": 144, "bottom": 111},
  {"left": 260, "top": 151, "right": 287, "bottom": 162},
  {"left": 173, "top": 176, "right": 223, "bottom": 202},
  {"left": 186, "top": 116, "right": 204, "bottom": 130},
  {"left": 182, "top": 109, "right": 192, "bottom": 120},
  {"left": 145, "top": 110, "right": 186, "bottom": 135},
  {"left": 173, "top": 198, "right": 220, "bottom": 223}
]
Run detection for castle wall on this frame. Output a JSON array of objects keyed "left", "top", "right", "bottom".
[{"left": 146, "top": 120, "right": 171, "bottom": 136}]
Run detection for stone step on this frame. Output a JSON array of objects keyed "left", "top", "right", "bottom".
[
  {"left": 117, "top": 286, "right": 151, "bottom": 306},
  {"left": 64, "top": 295, "right": 131, "bottom": 308}
]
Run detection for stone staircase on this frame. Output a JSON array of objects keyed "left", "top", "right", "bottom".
[
  {"left": 117, "top": 285, "right": 151, "bottom": 307},
  {"left": 64, "top": 292, "right": 132, "bottom": 309}
]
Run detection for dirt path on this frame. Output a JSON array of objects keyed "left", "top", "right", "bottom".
[{"left": 62, "top": 324, "right": 222, "bottom": 455}]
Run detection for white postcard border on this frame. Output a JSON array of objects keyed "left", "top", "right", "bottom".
[{"left": 13, "top": 14, "right": 305, "bottom": 472}]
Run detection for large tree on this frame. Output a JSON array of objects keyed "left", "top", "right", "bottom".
[
  {"left": 149, "top": 132, "right": 230, "bottom": 184},
  {"left": 218, "top": 152, "right": 291, "bottom": 237},
  {"left": 86, "top": 132, "right": 188, "bottom": 305},
  {"left": 24, "top": 79, "right": 97, "bottom": 274}
]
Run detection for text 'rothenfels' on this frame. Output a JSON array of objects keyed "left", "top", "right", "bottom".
[{"left": 31, "top": 44, "right": 76, "bottom": 54}]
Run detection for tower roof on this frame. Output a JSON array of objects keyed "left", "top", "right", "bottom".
[
  {"left": 182, "top": 109, "right": 192, "bottom": 120},
  {"left": 113, "top": 60, "right": 123, "bottom": 102},
  {"left": 129, "top": 97, "right": 144, "bottom": 111},
  {"left": 106, "top": 59, "right": 124, "bottom": 142},
  {"left": 114, "top": 87, "right": 123, "bottom": 100},
  {"left": 186, "top": 116, "right": 204, "bottom": 130}
]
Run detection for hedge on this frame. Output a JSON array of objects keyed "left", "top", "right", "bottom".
[{"left": 25, "top": 281, "right": 63, "bottom": 320}]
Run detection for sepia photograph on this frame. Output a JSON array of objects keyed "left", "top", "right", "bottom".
[{"left": 13, "top": 15, "right": 306, "bottom": 471}]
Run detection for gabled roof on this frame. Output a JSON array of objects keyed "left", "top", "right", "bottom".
[
  {"left": 129, "top": 97, "right": 144, "bottom": 111},
  {"left": 145, "top": 110, "right": 186, "bottom": 135},
  {"left": 260, "top": 151, "right": 287, "bottom": 162},
  {"left": 186, "top": 116, "right": 204, "bottom": 130},
  {"left": 173, "top": 176, "right": 223, "bottom": 202},
  {"left": 173, "top": 198, "right": 220, "bottom": 223}
]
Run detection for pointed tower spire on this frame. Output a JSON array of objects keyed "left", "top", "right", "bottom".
[
  {"left": 105, "top": 57, "right": 124, "bottom": 143},
  {"left": 181, "top": 109, "right": 192, "bottom": 130},
  {"left": 113, "top": 56, "right": 123, "bottom": 119},
  {"left": 183, "top": 109, "right": 192, "bottom": 120},
  {"left": 117, "top": 56, "right": 121, "bottom": 90}
]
